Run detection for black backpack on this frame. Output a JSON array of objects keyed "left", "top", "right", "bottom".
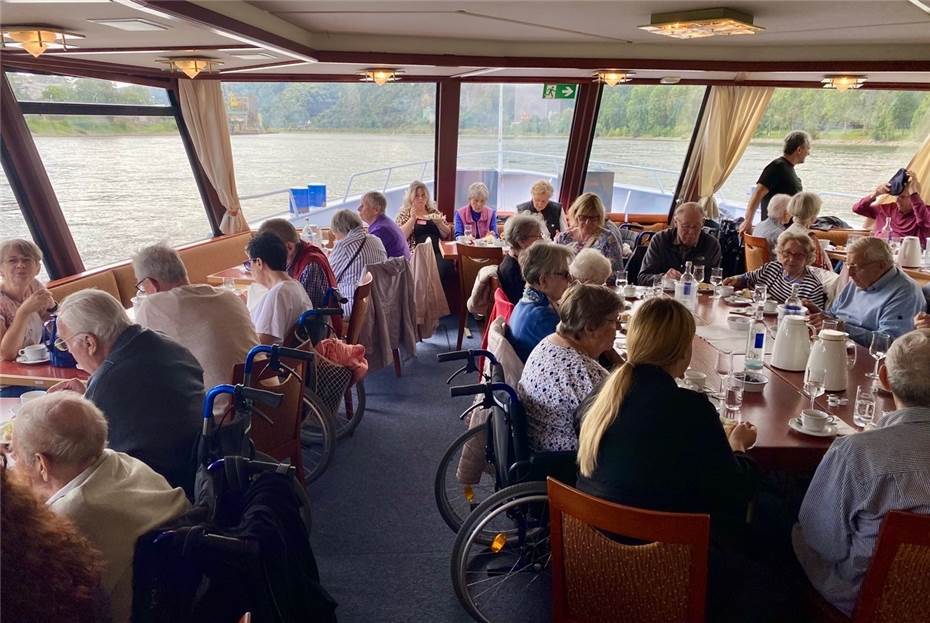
[{"left": 718, "top": 218, "right": 745, "bottom": 277}]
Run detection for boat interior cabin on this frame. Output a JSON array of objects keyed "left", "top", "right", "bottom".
[{"left": 1, "top": 2, "right": 930, "bottom": 622}]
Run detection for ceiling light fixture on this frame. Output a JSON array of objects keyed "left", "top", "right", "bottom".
[
  {"left": 359, "top": 68, "right": 403, "bottom": 85},
  {"left": 660, "top": 76, "right": 682, "bottom": 85},
  {"left": 87, "top": 18, "right": 167, "bottom": 31},
  {"left": 1, "top": 25, "right": 83, "bottom": 57},
  {"left": 639, "top": 8, "right": 763, "bottom": 39},
  {"left": 821, "top": 75, "right": 867, "bottom": 91},
  {"left": 159, "top": 56, "right": 222, "bottom": 79},
  {"left": 595, "top": 70, "right": 634, "bottom": 86}
]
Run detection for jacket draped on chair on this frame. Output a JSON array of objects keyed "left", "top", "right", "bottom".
[
  {"left": 358, "top": 258, "right": 418, "bottom": 373},
  {"left": 411, "top": 237, "right": 450, "bottom": 339}
]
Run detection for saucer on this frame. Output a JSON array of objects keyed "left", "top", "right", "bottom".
[
  {"left": 789, "top": 416, "right": 838, "bottom": 438},
  {"left": 724, "top": 295, "right": 752, "bottom": 307},
  {"left": 16, "top": 353, "right": 50, "bottom": 365}
]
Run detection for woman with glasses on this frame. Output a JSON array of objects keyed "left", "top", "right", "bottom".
[
  {"left": 0, "top": 239, "right": 55, "bottom": 362},
  {"left": 723, "top": 229, "right": 827, "bottom": 307},
  {"left": 498, "top": 212, "right": 547, "bottom": 304},
  {"left": 507, "top": 241, "right": 575, "bottom": 362},
  {"left": 246, "top": 232, "right": 312, "bottom": 344},
  {"left": 518, "top": 283, "right": 621, "bottom": 453},
  {"left": 555, "top": 192, "right": 626, "bottom": 273}
]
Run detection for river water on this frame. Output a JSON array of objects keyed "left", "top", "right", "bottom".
[{"left": 1, "top": 132, "right": 921, "bottom": 271}]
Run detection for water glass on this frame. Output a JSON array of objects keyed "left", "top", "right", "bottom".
[
  {"left": 853, "top": 384, "right": 876, "bottom": 428},
  {"left": 223, "top": 277, "right": 236, "bottom": 291},
  {"left": 753, "top": 284, "right": 768, "bottom": 306},
  {"left": 615, "top": 269, "right": 628, "bottom": 290},
  {"left": 693, "top": 264, "right": 705, "bottom": 283},
  {"left": 845, "top": 339, "right": 858, "bottom": 369},
  {"left": 804, "top": 367, "right": 826, "bottom": 411},
  {"left": 822, "top": 319, "right": 839, "bottom": 332},
  {"left": 867, "top": 331, "right": 890, "bottom": 379},
  {"left": 724, "top": 374, "right": 744, "bottom": 416}
]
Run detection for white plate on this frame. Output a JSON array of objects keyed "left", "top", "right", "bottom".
[
  {"left": 724, "top": 295, "right": 753, "bottom": 307},
  {"left": 788, "top": 416, "right": 839, "bottom": 438},
  {"left": 16, "top": 354, "right": 50, "bottom": 365},
  {"left": 734, "top": 371, "right": 768, "bottom": 392}
]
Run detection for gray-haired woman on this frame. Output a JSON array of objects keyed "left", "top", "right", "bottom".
[
  {"left": 498, "top": 212, "right": 547, "bottom": 304},
  {"left": 329, "top": 209, "right": 387, "bottom": 316}
]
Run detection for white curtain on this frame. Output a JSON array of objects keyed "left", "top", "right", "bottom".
[
  {"left": 679, "top": 86, "right": 774, "bottom": 219},
  {"left": 178, "top": 80, "right": 248, "bottom": 234}
]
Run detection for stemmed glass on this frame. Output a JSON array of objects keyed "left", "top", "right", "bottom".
[
  {"left": 715, "top": 351, "right": 733, "bottom": 399},
  {"left": 804, "top": 367, "right": 826, "bottom": 411},
  {"left": 867, "top": 331, "right": 890, "bottom": 379},
  {"left": 710, "top": 268, "right": 724, "bottom": 299}
]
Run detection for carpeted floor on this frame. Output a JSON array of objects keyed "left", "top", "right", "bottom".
[{"left": 304, "top": 318, "right": 490, "bottom": 623}]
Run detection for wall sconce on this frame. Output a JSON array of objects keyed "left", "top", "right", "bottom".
[
  {"left": 1, "top": 26, "right": 81, "bottom": 57},
  {"left": 358, "top": 68, "right": 403, "bottom": 85},
  {"left": 821, "top": 75, "right": 867, "bottom": 91},
  {"left": 160, "top": 57, "right": 222, "bottom": 79},
  {"left": 595, "top": 70, "right": 634, "bottom": 86}
]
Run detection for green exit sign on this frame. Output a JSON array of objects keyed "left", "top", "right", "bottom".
[{"left": 542, "top": 84, "right": 577, "bottom": 99}]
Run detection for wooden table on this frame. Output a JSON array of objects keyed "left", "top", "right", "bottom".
[
  {"left": 826, "top": 249, "right": 930, "bottom": 284},
  {"left": 0, "top": 358, "right": 88, "bottom": 390},
  {"left": 1, "top": 397, "right": 17, "bottom": 424},
  {"left": 206, "top": 265, "right": 254, "bottom": 287}
]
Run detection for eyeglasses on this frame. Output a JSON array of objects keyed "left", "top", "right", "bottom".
[
  {"left": 847, "top": 260, "right": 878, "bottom": 271},
  {"left": 779, "top": 250, "right": 808, "bottom": 260},
  {"left": 135, "top": 277, "right": 149, "bottom": 294},
  {"left": 54, "top": 332, "right": 88, "bottom": 352},
  {"left": 552, "top": 271, "right": 573, "bottom": 281},
  {"left": 577, "top": 215, "right": 599, "bottom": 223},
  {"left": 4, "top": 256, "right": 37, "bottom": 267}
]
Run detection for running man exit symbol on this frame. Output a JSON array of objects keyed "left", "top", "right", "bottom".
[{"left": 542, "top": 84, "right": 577, "bottom": 99}]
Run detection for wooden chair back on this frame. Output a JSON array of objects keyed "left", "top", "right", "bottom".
[
  {"left": 547, "top": 478, "right": 710, "bottom": 623},
  {"left": 344, "top": 272, "right": 374, "bottom": 345},
  {"left": 455, "top": 243, "right": 504, "bottom": 349},
  {"left": 743, "top": 233, "right": 771, "bottom": 272},
  {"left": 232, "top": 356, "right": 306, "bottom": 482},
  {"left": 812, "top": 228, "right": 871, "bottom": 248},
  {"left": 852, "top": 511, "right": 930, "bottom": 623}
]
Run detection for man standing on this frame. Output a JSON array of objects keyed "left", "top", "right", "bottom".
[
  {"left": 638, "top": 202, "right": 721, "bottom": 285},
  {"left": 739, "top": 131, "right": 811, "bottom": 235},
  {"left": 358, "top": 190, "right": 411, "bottom": 260}
]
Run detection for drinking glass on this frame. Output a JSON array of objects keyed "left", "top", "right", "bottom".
[
  {"left": 804, "top": 367, "right": 826, "bottom": 411},
  {"left": 615, "top": 269, "right": 628, "bottom": 290},
  {"left": 867, "top": 331, "right": 890, "bottom": 379},
  {"left": 715, "top": 351, "right": 733, "bottom": 398},
  {"left": 693, "top": 264, "right": 705, "bottom": 283},
  {"left": 752, "top": 284, "right": 768, "bottom": 306},
  {"left": 853, "top": 384, "right": 876, "bottom": 428},
  {"left": 822, "top": 319, "right": 838, "bottom": 332},
  {"left": 724, "top": 374, "right": 744, "bottom": 417},
  {"left": 710, "top": 267, "right": 723, "bottom": 299},
  {"left": 845, "top": 339, "right": 858, "bottom": 369},
  {"left": 222, "top": 277, "right": 236, "bottom": 291}
]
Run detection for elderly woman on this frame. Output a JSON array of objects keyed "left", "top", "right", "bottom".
[
  {"left": 724, "top": 229, "right": 827, "bottom": 308},
  {"left": 570, "top": 248, "right": 613, "bottom": 285},
  {"left": 508, "top": 241, "right": 575, "bottom": 362},
  {"left": 516, "top": 179, "right": 566, "bottom": 238},
  {"left": 853, "top": 169, "right": 929, "bottom": 245},
  {"left": 518, "top": 283, "right": 621, "bottom": 452},
  {"left": 555, "top": 192, "right": 625, "bottom": 272},
  {"left": 247, "top": 231, "right": 313, "bottom": 344},
  {"left": 0, "top": 239, "right": 55, "bottom": 362},
  {"left": 498, "top": 212, "right": 547, "bottom": 304},
  {"left": 753, "top": 193, "right": 792, "bottom": 252},
  {"left": 786, "top": 191, "right": 831, "bottom": 270},
  {"left": 454, "top": 182, "right": 498, "bottom": 239},
  {"left": 396, "top": 180, "right": 453, "bottom": 281},
  {"left": 329, "top": 209, "right": 387, "bottom": 317},
  {"left": 47, "top": 289, "right": 203, "bottom": 496}
]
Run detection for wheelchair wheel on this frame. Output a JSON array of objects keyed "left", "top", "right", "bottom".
[
  {"left": 300, "top": 391, "right": 336, "bottom": 483},
  {"left": 333, "top": 380, "right": 366, "bottom": 440},
  {"left": 451, "top": 481, "right": 551, "bottom": 623},
  {"left": 434, "top": 426, "right": 497, "bottom": 536}
]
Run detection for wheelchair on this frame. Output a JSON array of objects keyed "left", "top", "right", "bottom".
[{"left": 437, "top": 349, "right": 575, "bottom": 623}]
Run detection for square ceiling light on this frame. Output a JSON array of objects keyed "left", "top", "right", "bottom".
[
  {"left": 639, "top": 8, "right": 763, "bottom": 39},
  {"left": 87, "top": 18, "right": 167, "bottom": 31}
]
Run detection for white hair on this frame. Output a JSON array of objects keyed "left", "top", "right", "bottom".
[
  {"left": 787, "top": 192, "right": 822, "bottom": 227},
  {"left": 503, "top": 212, "right": 547, "bottom": 249},
  {"left": 133, "top": 242, "right": 188, "bottom": 287},
  {"left": 776, "top": 229, "right": 816, "bottom": 264},
  {"left": 362, "top": 191, "right": 388, "bottom": 214},
  {"left": 467, "top": 182, "right": 489, "bottom": 202},
  {"left": 674, "top": 202, "right": 705, "bottom": 220},
  {"left": 885, "top": 329, "right": 930, "bottom": 407},
  {"left": 767, "top": 194, "right": 791, "bottom": 219},
  {"left": 847, "top": 236, "right": 893, "bottom": 267},
  {"left": 331, "top": 209, "right": 364, "bottom": 235},
  {"left": 569, "top": 248, "right": 613, "bottom": 285},
  {"left": 14, "top": 391, "right": 107, "bottom": 468},
  {"left": 58, "top": 289, "right": 132, "bottom": 347}
]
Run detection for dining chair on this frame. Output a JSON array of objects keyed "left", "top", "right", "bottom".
[
  {"left": 743, "top": 233, "right": 771, "bottom": 272},
  {"left": 455, "top": 243, "right": 504, "bottom": 350},
  {"left": 547, "top": 478, "right": 710, "bottom": 623}
]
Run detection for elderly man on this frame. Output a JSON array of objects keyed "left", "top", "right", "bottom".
[
  {"left": 133, "top": 243, "right": 257, "bottom": 412},
  {"left": 12, "top": 391, "right": 190, "bottom": 622},
  {"left": 638, "top": 202, "right": 721, "bottom": 286},
  {"left": 516, "top": 179, "right": 565, "bottom": 238},
  {"left": 804, "top": 237, "right": 925, "bottom": 345},
  {"left": 752, "top": 193, "right": 792, "bottom": 252},
  {"left": 357, "top": 190, "right": 410, "bottom": 260},
  {"left": 792, "top": 328, "right": 930, "bottom": 615},
  {"left": 853, "top": 169, "right": 929, "bottom": 245},
  {"left": 740, "top": 130, "right": 811, "bottom": 235},
  {"left": 258, "top": 218, "right": 339, "bottom": 310},
  {"left": 48, "top": 289, "right": 203, "bottom": 495}
]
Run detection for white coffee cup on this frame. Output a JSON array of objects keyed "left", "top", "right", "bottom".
[
  {"left": 800, "top": 409, "right": 830, "bottom": 432},
  {"left": 818, "top": 238, "right": 831, "bottom": 250},
  {"left": 718, "top": 285, "right": 735, "bottom": 298},
  {"left": 622, "top": 285, "right": 637, "bottom": 298},
  {"left": 764, "top": 299, "right": 778, "bottom": 314},
  {"left": 684, "top": 370, "right": 707, "bottom": 391},
  {"left": 18, "top": 344, "right": 47, "bottom": 362},
  {"left": 20, "top": 390, "right": 47, "bottom": 406}
]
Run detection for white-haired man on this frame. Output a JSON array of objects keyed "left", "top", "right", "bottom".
[
  {"left": 48, "top": 289, "right": 203, "bottom": 495},
  {"left": 133, "top": 242, "right": 258, "bottom": 413},
  {"left": 752, "top": 193, "right": 792, "bottom": 252},
  {"left": 11, "top": 391, "right": 190, "bottom": 623},
  {"left": 740, "top": 130, "right": 811, "bottom": 235},
  {"left": 793, "top": 328, "right": 930, "bottom": 615},
  {"left": 638, "top": 202, "right": 721, "bottom": 286},
  {"left": 804, "top": 237, "right": 925, "bottom": 345}
]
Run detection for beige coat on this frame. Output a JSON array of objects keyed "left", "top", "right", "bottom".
[
  {"left": 411, "top": 238, "right": 450, "bottom": 338},
  {"left": 359, "top": 258, "right": 417, "bottom": 373},
  {"left": 466, "top": 264, "right": 499, "bottom": 317}
]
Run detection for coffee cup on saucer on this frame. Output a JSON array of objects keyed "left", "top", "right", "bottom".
[
  {"left": 18, "top": 344, "right": 47, "bottom": 362},
  {"left": 800, "top": 409, "right": 830, "bottom": 432},
  {"left": 20, "top": 390, "right": 47, "bottom": 406},
  {"left": 622, "top": 285, "right": 637, "bottom": 298},
  {"left": 684, "top": 370, "right": 707, "bottom": 391},
  {"left": 718, "top": 285, "right": 735, "bottom": 298},
  {"left": 764, "top": 299, "right": 778, "bottom": 314}
]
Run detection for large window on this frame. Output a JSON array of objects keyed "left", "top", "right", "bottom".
[
  {"left": 0, "top": 167, "right": 48, "bottom": 282},
  {"left": 717, "top": 88, "right": 930, "bottom": 226},
  {"left": 587, "top": 85, "right": 706, "bottom": 215},
  {"left": 7, "top": 73, "right": 211, "bottom": 270},
  {"left": 222, "top": 82, "right": 436, "bottom": 223},
  {"left": 457, "top": 83, "right": 578, "bottom": 212}
]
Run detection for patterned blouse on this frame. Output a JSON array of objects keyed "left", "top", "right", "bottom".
[
  {"left": 0, "top": 278, "right": 46, "bottom": 349},
  {"left": 518, "top": 336, "right": 608, "bottom": 452},
  {"left": 395, "top": 204, "right": 446, "bottom": 250},
  {"left": 555, "top": 227, "right": 626, "bottom": 272}
]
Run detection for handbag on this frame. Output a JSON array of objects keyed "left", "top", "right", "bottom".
[{"left": 888, "top": 168, "right": 909, "bottom": 196}]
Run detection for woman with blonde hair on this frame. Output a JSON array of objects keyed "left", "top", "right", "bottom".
[
  {"left": 0, "top": 238, "right": 55, "bottom": 362},
  {"left": 786, "top": 191, "right": 831, "bottom": 270},
  {"left": 395, "top": 180, "right": 453, "bottom": 280},
  {"left": 576, "top": 297, "right": 758, "bottom": 536},
  {"left": 555, "top": 192, "right": 626, "bottom": 272}
]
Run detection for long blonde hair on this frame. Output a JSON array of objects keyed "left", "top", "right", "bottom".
[
  {"left": 577, "top": 297, "right": 695, "bottom": 477},
  {"left": 402, "top": 180, "right": 436, "bottom": 215}
]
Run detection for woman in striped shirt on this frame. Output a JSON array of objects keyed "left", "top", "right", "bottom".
[{"left": 724, "top": 228, "right": 827, "bottom": 308}]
